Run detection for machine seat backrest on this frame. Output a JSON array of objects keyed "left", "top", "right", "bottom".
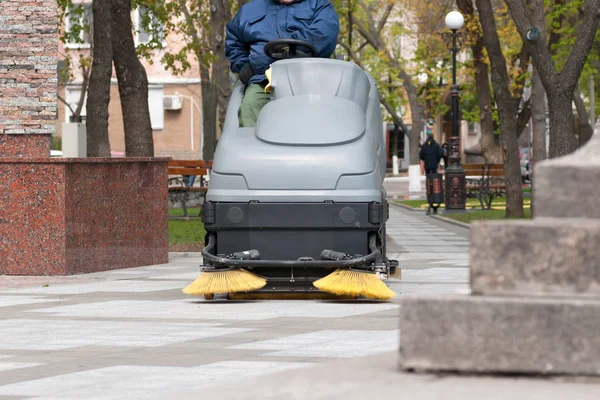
[{"left": 270, "top": 59, "right": 371, "bottom": 111}]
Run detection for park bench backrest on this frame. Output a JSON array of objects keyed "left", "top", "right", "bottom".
[
  {"left": 486, "top": 164, "right": 505, "bottom": 177},
  {"left": 167, "top": 160, "right": 211, "bottom": 176},
  {"left": 463, "top": 164, "right": 485, "bottom": 176}
]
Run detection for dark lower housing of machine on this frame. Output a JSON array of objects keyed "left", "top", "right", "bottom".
[{"left": 200, "top": 201, "right": 395, "bottom": 291}]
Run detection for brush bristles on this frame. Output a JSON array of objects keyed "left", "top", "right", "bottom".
[
  {"left": 313, "top": 269, "right": 396, "bottom": 300},
  {"left": 183, "top": 269, "right": 267, "bottom": 296}
]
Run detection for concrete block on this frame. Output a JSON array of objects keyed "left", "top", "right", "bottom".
[
  {"left": 399, "top": 294, "right": 600, "bottom": 376},
  {"left": 534, "top": 135, "right": 600, "bottom": 219},
  {"left": 61, "top": 122, "right": 86, "bottom": 157},
  {"left": 470, "top": 218, "right": 600, "bottom": 296}
]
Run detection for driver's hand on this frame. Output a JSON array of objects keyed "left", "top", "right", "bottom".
[{"left": 238, "top": 63, "right": 253, "bottom": 85}]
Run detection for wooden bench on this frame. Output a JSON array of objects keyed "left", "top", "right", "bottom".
[
  {"left": 464, "top": 163, "right": 505, "bottom": 210},
  {"left": 168, "top": 160, "right": 212, "bottom": 217}
]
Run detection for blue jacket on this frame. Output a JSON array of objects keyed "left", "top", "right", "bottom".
[{"left": 225, "top": 0, "right": 339, "bottom": 85}]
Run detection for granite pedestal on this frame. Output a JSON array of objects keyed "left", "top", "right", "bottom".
[
  {"left": 400, "top": 133, "right": 600, "bottom": 376},
  {"left": 0, "top": 157, "right": 169, "bottom": 275},
  {"left": 0, "top": 2, "right": 170, "bottom": 275}
]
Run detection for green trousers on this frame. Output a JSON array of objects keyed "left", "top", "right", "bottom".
[{"left": 238, "top": 83, "right": 271, "bottom": 127}]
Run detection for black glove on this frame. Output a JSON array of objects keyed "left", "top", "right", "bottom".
[{"left": 238, "top": 63, "right": 253, "bottom": 84}]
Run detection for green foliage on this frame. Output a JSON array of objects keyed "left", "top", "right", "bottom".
[
  {"left": 51, "top": 135, "right": 62, "bottom": 151},
  {"left": 444, "top": 208, "right": 532, "bottom": 223},
  {"left": 57, "top": 0, "right": 92, "bottom": 86},
  {"left": 545, "top": 0, "right": 599, "bottom": 117},
  {"left": 332, "top": 0, "right": 408, "bottom": 122}
]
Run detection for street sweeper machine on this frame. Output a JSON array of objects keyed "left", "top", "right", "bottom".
[{"left": 184, "top": 39, "right": 398, "bottom": 300}]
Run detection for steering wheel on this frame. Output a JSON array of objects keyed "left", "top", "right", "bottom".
[{"left": 264, "top": 39, "right": 317, "bottom": 60}]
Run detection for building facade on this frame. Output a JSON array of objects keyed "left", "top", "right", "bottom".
[{"left": 57, "top": 3, "right": 204, "bottom": 159}]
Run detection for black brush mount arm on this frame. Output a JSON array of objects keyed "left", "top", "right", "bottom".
[{"left": 201, "top": 234, "right": 381, "bottom": 269}]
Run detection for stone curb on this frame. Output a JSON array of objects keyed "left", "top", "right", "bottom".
[
  {"left": 168, "top": 252, "right": 203, "bottom": 259},
  {"left": 389, "top": 202, "right": 470, "bottom": 229},
  {"left": 430, "top": 214, "right": 471, "bottom": 229},
  {"left": 389, "top": 202, "right": 426, "bottom": 213}
]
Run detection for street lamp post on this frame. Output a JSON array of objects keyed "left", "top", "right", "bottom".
[{"left": 442, "top": 11, "right": 467, "bottom": 212}]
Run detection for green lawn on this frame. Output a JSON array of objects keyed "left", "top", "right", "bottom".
[
  {"left": 443, "top": 208, "right": 531, "bottom": 224},
  {"left": 394, "top": 196, "right": 532, "bottom": 224},
  {"left": 395, "top": 196, "right": 529, "bottom": 211},
  {"left": 168, "top": 208, "right": 205, "bottom": 246},
  {"left": 168, "top": 207, "right": 201, "bottom": 217}
]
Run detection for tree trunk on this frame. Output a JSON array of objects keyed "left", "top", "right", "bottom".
[
  {"left": 529, "top": 0, "right": 546, "bottom": 217},
  {"left": 391, "top": 124, "right": 399, "bottom": 158},
  {"left": 86, "top": 0, "right": 112, "bottom": 157},
  {"left": 73, "top": 67, "right": 90, "bottom": 120},
  {"left": 546, "top": 90, "right": 577, "bottom": 158},
  {"left": 399, "top": 70, "right": 422, "bottom": 165},
  {"left": 201, "top": 64, "right": 218, "bottom": 160},
  {"left": 531, "top": 69, "right": 546, "bottom": 161},
  {"left": 210, "top": 0, "right": 232, "bottom": 142},
  {"left": 574, "top": 89, "right": 594, "bottom": 147},
  {"left": 477, "top": 0, "right": 523, "bottom": 218},
  {"left": 505, "top": 0, "right": 600, "bottom": 158},
  {"left": 474, "top": 55, "right": 502, "bottom": 163},
  {"left": 457, "top": 0, "right": 502, "bottom": 163},
  {"left": 111, "top": 0, "right": 154, "bottom": 157}
]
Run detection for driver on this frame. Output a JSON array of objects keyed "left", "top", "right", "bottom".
[{"left": 225, "top": 0, "right": 340, "bottom": 127}]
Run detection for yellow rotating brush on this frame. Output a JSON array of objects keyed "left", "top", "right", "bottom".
[
  {"left": 313, "top": 269, "right": 396, "bottom": 300},
  {"left": 183, "top": 268, "right": 266, "bottom": 297}
]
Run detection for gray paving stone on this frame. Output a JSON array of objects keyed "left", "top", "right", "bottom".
[
  {"left": 399, "top": 294, "right": 600, "bottom": 375},
  {"left": 400, "top": 268, "right": 469, "bottom": 284},
  {"left": 177, "top": 352, "right": 600, "bottom": 400},
  {"left": 0, "top": 205, "right": 470, "bottom": 398}
]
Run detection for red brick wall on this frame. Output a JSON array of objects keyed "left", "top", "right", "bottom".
[{"left": 0, "top": 0, "right": 58, "bottom": 135}]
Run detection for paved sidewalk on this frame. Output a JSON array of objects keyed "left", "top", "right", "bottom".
[{"left": 0, "top": 207, "right": 469, "bottom": 399}]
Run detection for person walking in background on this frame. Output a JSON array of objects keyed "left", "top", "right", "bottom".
[
  {"left": 420, "top": 133, "right": 444, "bottom": 175},
  {"left": 420, "top": 133, "right": 445, "bottom": 215}
]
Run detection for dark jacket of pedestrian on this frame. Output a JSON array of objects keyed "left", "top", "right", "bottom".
[{"left": 420, "top": 137, "right": 444, "bottom": 172}]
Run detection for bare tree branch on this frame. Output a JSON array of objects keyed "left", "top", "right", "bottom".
[
  {"left": 512, "top": 43, "right": 531, "bottom": 106},
  {"left": 338, "top": 41, "right": 406, "bottom": 130},
  {"left": 376, "top": 3, "right": 394, "bottom": 34},
  {"left": 73, "top": 66, "right": 89, "bottom": 118},
  {"left": 57, "top": 94, "right": 75, "bottom": 115},
  {"left": 574, "top": 88, "right": 594, "bottom": 146},
  {"left": 558, "top": 0, "right": 600, "bottom": 92},
  {"left": 547, "top": 0, "right": 565, "bottom": 56},
  {"left": 178, "top": 0, "right": 209, "bottom": 62},
  {"left": 505, "top": 0, "right": 600, "bottom": 95}
]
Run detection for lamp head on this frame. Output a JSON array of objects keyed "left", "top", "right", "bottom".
[{"left": 445, "top": 11, "right": 464, "bottom": 30}]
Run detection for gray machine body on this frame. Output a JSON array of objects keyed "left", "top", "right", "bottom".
[{"left": 207, "top": 58, "right": 387, "bottom": 203}]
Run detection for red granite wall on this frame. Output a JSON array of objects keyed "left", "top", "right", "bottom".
[
  {"left": 0, "top": 3, "right": 170, "bottom": 276},
  {"left": 0, "top": 158, "right": 169, "bottom": 275},
  {"left": 0, "top": 134, "right": 51, "bottom": 158},
  {"left": 63, "top": 159, "right": 169, "bottom": 274},
  {"left": 0, "top": 163, "right": 66, "bottom": 275}
]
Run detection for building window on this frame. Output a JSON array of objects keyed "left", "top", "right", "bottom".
[
  {"left": 135, "top": 7, "right": 164, "bottom": 46},
  {"left": 64, "top": 3, "right": 93, "bottom": 48},
  {"left": 65, "top": 85, "right": 163, "bottom": 130},
  {"left": 148, "top": 86, "right": 164, "bottom": 130}
]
